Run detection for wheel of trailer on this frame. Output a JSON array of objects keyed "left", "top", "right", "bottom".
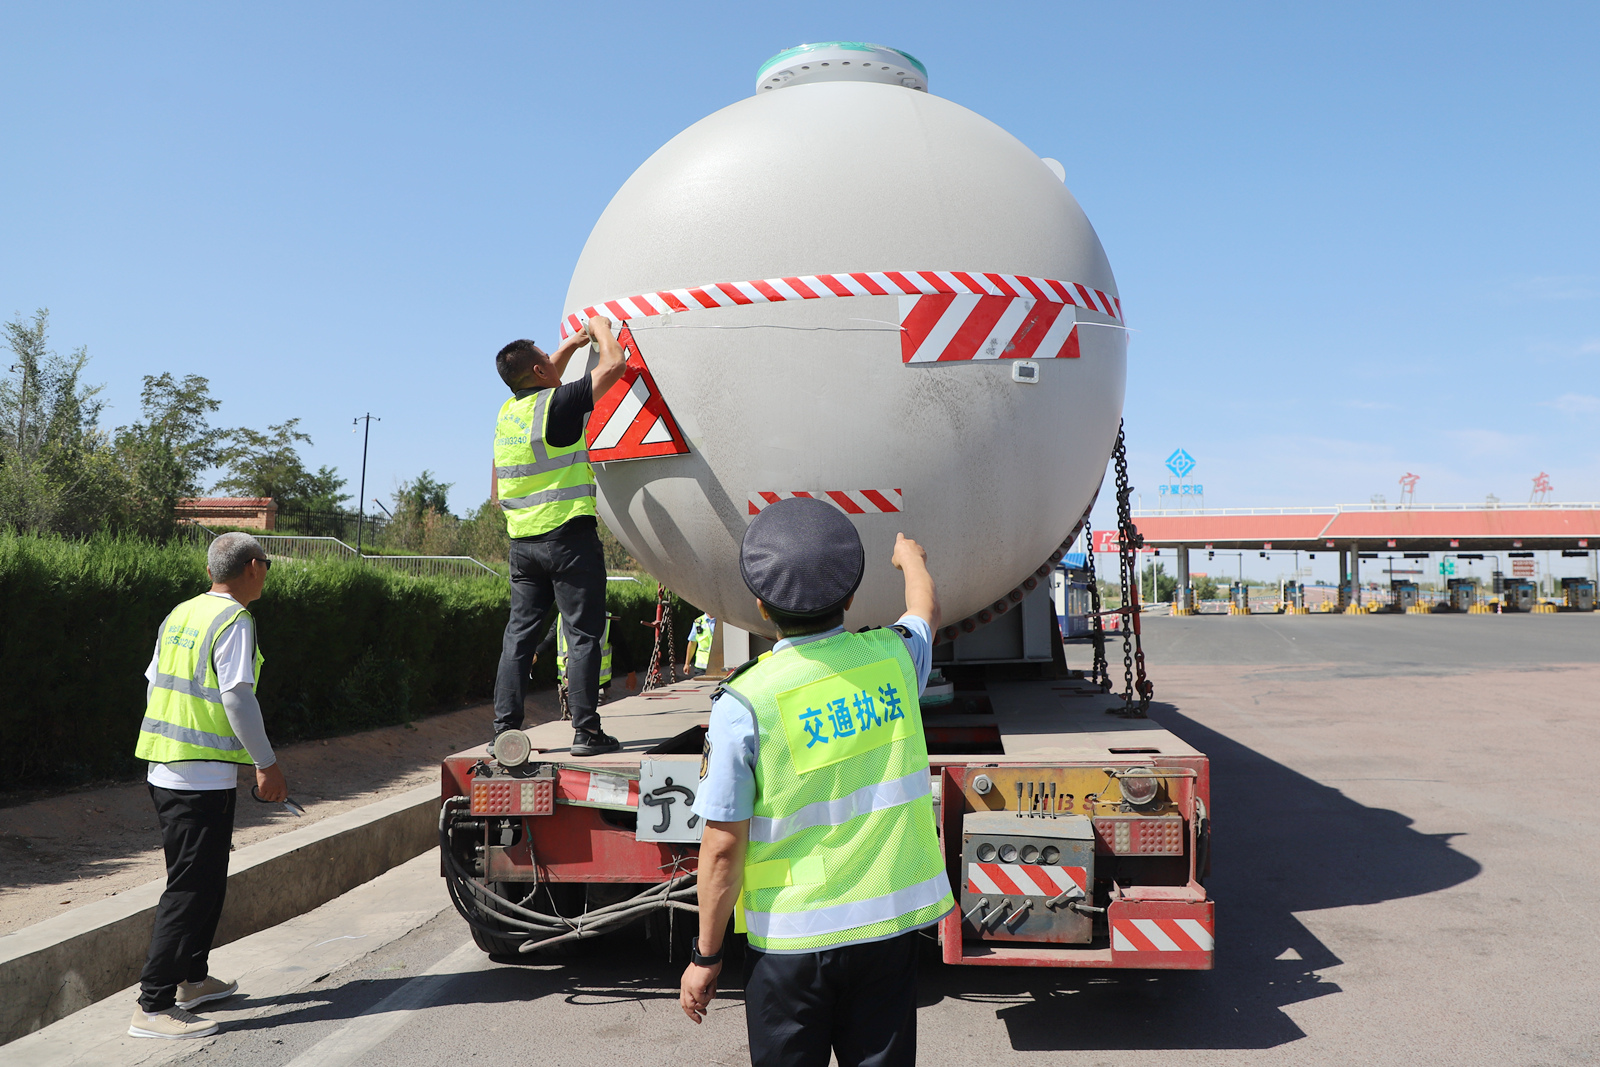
[{"left": 470, "top": 894, "right": 531, "bottom": 960}]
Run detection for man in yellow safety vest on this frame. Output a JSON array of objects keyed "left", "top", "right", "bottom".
[
  {"left": 129, "top": 532, "right": 289, "bottom": 1040},
  {"left": 682, "top": 612, "right": 716, "bottom": 678},
  {"left": 680, "top": 497, "right": 953, "bottom": 1066},
  {"left": 492, "top": 316, "right": 627, "bottom": 756}
]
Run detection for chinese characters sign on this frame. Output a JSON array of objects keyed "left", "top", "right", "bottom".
[{"left": 776, "top": 659, "right": 914, "bottom": 775}]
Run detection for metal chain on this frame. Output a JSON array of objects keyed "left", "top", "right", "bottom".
[
  {"left": 1083, "top": 517, "right": 1110, "bottom": 691},
  {"left": 1111, "top": 420, "right": 1153, "bottom": 717},
  {"left": 643, "top": 585, "right": 678, "bottom": 690}
]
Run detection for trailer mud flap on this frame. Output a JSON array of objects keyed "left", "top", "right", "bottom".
[{"left": 1108, "top": 899, "right": 1214, "bottom": 969}]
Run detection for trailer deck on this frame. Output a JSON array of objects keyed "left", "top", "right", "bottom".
[
  {"left": 486, "top": 674, "right": 1202, "bottom": 766},
  {"left": 441, "top": 671, "right": 1212, "bottom": 970}
]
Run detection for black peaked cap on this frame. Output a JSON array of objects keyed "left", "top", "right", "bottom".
[{"left": 740, "top": 497, "right": 866, "bottom": 617}]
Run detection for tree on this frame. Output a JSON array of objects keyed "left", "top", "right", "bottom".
[
  {"left": 1139, "top": 562, "right": 1178, "bottom": 604},
  {"left": 112, "top": 372, "right": 229, "bottom": 537},
  {"left": 0, "top": 310, "right": 121, "bottom": 535},
  {"left": 215, "top": 419, "right": 350, "bottom": 512},
  {"left": 394, "top": 470, "right": 452, "bottom": 516},
  {"left": 1192, "top": 574, "right": 1222, "bottom": 601}
]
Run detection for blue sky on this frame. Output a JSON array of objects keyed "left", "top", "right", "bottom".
[{"left": 3, "top": 2, "right": 1596, "bottom": 553}]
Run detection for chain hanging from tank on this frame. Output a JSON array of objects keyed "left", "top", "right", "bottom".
[
  {"left": 1111, "top": 420, "right": 1154, "bottom": 718},
  {"left": 643, "top": 584, "right": 679, "bottom": 691},
  {"left": 1082, "top": 517, "right": 1111, "bottom": 691}
]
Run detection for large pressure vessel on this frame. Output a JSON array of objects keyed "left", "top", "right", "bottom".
[{"left": 563, "top": 42, "right": 1125, "bottom": 639}]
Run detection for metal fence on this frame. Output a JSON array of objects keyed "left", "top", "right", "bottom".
[{"left": 183, "top": 528, "right": 497, "bottom": 578}]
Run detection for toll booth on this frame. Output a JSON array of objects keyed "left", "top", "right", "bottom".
[
  {"left": 1561, "top": 577, "right": 1596, "bottom": 611},
  {"left": 1051, "top": 562, "right": 1095, "bottom": 638},
  {"left": 1390, "top": 580, "right": 1420, "bottom": 612},
  {"left": 1282, "top": 580, "right": 1303, "bottom": 611},
  {"left": 1230, "top": 581, "right": 1249, "bottom": 612},
  {"left": 1337, "top": 582, "right": 1352, "bottom": 611},
  {"left": 1447, "top": 577, "right": 1477, "bottom": 611},
  {"left": 1502, "top": 579, "right": 1536, "bottom": 612}
]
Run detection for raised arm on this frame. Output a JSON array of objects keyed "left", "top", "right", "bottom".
[
  {"left": 544, "top": 323, "right": 591, "bottom": 381},
  {"left": 587, "top": 316, "right": 628, "bottom": 398},
  {"left": 892, "top": 532, "right": 940, "bottom": 631}
]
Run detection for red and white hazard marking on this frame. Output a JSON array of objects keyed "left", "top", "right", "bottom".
[
  {"left": 747, "top": 489, "right": 903, "bottom": 516},
  {"left": 899, "top": 294, "right": 1079, "bottom": 364},
  {"left": 559, "top": 270, "right": 1121, "bottom": 340},
  {"left": 556, "top": 768, "right": 639, "bottom": 810},
  {"left": 1110, "top": 916, "right": 1214, "bottom": 953},
  {"left": 584, "top": 326, "right": 689, "bottom": 463},
  {"left": 967, "top": 862, "right": 1087, "bottom": 898}
]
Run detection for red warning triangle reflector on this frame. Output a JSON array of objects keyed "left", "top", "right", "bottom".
[{"left": 585, "top": 326, "right": 690, "bottom": 462}]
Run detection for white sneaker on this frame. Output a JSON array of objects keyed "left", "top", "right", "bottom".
[
  {"left": 176, "top": 975, "right": 239, "bottom": 1009},
  {"left": 128, "top": 1006, "right": 219, "bottom": 1039}
]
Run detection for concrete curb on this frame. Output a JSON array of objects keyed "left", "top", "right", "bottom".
[{"left": 0, "top": 783, "right": 440, "bottom": 1045}]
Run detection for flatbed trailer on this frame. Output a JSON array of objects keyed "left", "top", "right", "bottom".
[{"left": 440, "top": 667, "right": 1212, "bottom": 970}]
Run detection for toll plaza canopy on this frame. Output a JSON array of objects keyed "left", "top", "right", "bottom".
[{"left": 1125, "top": 503, "right": 1600, "bottom": 553}]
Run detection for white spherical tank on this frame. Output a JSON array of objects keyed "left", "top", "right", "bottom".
[{"left": 562, "top": 43, "right": 1125, "bottom": 639}]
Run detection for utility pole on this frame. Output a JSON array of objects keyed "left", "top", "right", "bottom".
[{"left": 353, "top": 413, "right": 380, "bottom": 558}]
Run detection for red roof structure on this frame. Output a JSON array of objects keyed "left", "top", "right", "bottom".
[{"left": 1128, "top": 504, "right": 1598, "bottom": 552}]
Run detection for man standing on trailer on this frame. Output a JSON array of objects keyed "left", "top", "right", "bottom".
[
  {"left": 492, "top": 316, "right": 628, "bottom": 756},
  {"left": 680, "top": 497, "right": 954, "bottom": 1067},
  {"left": 130, "top": 532, "right": 288, "bottom": 1040}
]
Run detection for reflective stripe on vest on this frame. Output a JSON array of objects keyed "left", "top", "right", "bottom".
[
  {"left": 136, "top": 593, "right": 264, "bottom": 766},
  {"left": 557, "top": 618, "right": 613, "bottom": 687},
  {"left": 494, "top": 389, "right": 598, "bottom": 538},
  {"left": 724, "top": 627, "right": 954, "bottom": 953}
]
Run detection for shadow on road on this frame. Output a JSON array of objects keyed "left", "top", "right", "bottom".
[{"left": 927, "top": 700, "right": 1481, "bottom": 1052}]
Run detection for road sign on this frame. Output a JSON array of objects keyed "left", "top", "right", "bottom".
[
  {"left": 1439, "top": 559, "right": 1456, "bottom": 577},
  {"left": 1512, "top": 559, "right": 1536, "bottom": 578}
]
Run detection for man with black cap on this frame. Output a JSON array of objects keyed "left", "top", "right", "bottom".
[{"left": 680, "top": 497, "right": 954, "bottom": 1067}]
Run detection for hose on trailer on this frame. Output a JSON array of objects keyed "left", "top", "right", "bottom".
[{"left": 439, "top": 797, "right": 699, "bottom": 952}]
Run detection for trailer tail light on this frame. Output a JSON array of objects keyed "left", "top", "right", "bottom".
[
  {"left": 1094, "top": 815, "right": 1184, "bottom": 855},
  {"left": 470, "top": 778, "right": 554, "bottom": 816}
]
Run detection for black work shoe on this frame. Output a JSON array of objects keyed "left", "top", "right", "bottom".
[{"left": 570, "top": 730, "right": 621, "bottom": 757}]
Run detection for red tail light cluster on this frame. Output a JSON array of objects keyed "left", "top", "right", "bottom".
[
  {"left": 470, "top": 778, "right": 554, "bottom": 816},
  {"left": 1093, "top": 815, "right": 1184, "bottom": 855}
]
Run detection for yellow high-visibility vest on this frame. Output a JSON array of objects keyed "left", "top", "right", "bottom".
[
  {"left": 494, "top": 389, "right": 597, "bottom": 538},
  {"left": 135, "top": 593, "right": 264, "bottom": 765},
  {"left": 720, "top": 627, "right": 953, "bottom": 952}
]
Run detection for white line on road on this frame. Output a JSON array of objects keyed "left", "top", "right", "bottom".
[{"left": 282, "top": 941, "right": 489, "bottom": 1067}]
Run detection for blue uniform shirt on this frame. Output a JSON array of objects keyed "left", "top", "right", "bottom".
[{"left": 693, "top": 614, "right": 934, "bottom": 824}]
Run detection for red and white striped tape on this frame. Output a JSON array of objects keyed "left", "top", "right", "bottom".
[
  {"left": 556, "top": 768, "right": 639, "bottom": 810},
  {"left": 967, "top": 862, "right": 1087, "bottom": 898},
  {"left": 1110, "top": 916, "right": 1214, "bottom": 953},
  {"left": 900, "top": 294, "right": 1079, "bottom": 363},
  {"left": 747, "top": 489, "right": 904, "bottom": 516},
  {"left": 560, "top": 271, "right": 1122, "bottom": 340}
]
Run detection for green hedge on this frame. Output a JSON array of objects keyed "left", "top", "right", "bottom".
[{"left": 0, "top": 533, "right": 699, "bottom": 791}]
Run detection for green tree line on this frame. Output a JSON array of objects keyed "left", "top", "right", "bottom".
[{"left": 0, "top": 308, "right": 641, "bottom": 566}]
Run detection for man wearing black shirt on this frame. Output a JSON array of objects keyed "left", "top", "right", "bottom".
[{"left": 492, "top": 316, "right": 628, "bottom": 755}]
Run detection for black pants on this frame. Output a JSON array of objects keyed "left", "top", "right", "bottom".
[
  {"left": 744, "top": 930, "right": 920, "bottom": 1067},
  {"left": 139, "top": 786, "right": 236, "bottom": 1012},
  {"left": 495, "top": 520, "right": 608, "bottom": 737}
]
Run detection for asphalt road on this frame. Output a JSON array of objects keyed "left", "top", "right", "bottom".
[{"left": 170, "top": 613, "right": 1600, "bottom": 1067}]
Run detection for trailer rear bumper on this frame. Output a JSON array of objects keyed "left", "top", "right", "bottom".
[{"left": 938, "top": 897, "right": 1214, "bottom": 969}]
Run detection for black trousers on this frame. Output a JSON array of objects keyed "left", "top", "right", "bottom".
[
  {"left": 495, "top": 520, "right": 608, "bottom": 737},
  {"left": 139, "top": 785, "right": 236, "bottom": 1012},
  {"left": 743, "top": 930, "right": 920, "bottom": 1067}
]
